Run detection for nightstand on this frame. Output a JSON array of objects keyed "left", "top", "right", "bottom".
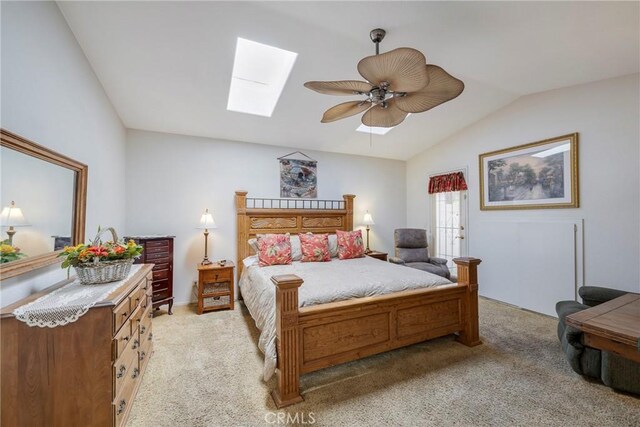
[
  {"left": 194, "top": 261, "right": 235, "bottom": 314},
  {"left": 366, "top": 251, "right": 388, "bottom": 261}
]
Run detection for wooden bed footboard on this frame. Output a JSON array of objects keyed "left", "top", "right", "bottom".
[{"left": 270, "top": 257, "right": 482, "bottom": 408}]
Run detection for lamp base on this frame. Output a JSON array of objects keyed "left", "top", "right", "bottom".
[
  {"left": 201, "top": 258, "right": 212, "bottom": 265},
  {"left": 364, "top": 249, "right": 373, "bottom": 255}
]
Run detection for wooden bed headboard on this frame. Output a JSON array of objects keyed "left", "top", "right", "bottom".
[{"left": 235, "top": 191, "right": 355, "bottom": 277}]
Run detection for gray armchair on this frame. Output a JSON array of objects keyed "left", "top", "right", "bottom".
[
  {"left": 556, "top": 286, "right": 639, "bottom": 395},
  {"left": 390, "top": 228, "right": 451, "bottom": 280}
]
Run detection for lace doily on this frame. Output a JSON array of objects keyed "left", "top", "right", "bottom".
[{"left": 13, "top": 265, "right": 142, "bottom": 328}]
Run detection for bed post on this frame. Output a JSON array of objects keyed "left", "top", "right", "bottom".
[
  {"left": 271, "top": 274, "right": 304, "bottom": 408},
  {"left": 343, "top": 194, "right": 355, "bottom": 231},
  {"left": 453, "top": 257, "right": 482, "bottom": 347},
  {"left": 235, "top": 191, "right": 248, "bottom": 281}
]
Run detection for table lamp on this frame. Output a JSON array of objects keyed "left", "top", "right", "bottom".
[
  {"left": 0, "top": 201, "right": 30, "bottom": 245},
  {"left": 363, "top": 210, "right": 375, "bottom": 254},
  {"left": 197, "top": 208, "right": 217, "bottom": 265}
]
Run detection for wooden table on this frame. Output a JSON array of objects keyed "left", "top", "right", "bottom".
[
  {"left": 566, "top": 293, "right": 640, "bottom": 363},
  {"left": 366, "top": 250, "right": 388, "bottom": 261},
  {"left": 194, "top": 261, "right": 235, "bottom": 314}
]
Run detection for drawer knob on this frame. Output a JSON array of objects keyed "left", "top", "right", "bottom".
[
  {"left": 140, "top": 325, "right": 146, "bottom": 335},
  {"left": 116, "top": 365, "right": 126, "bottom": 379},
  {"left": 131, "top": 367, "right": 140, "bottom": 379},
  {"left": 148, "top": 332, "right": 153, "bottom": 341},
  {"left": 132, "top": 338, "right": 140, "bottom": 350},
  {"left": 116, "top": 399, "right": 126, "bottom": 415},
  {"left": 122, "top": 335, "right": 130, "bottom": 342},
  {"left": 139, "top": 351, "right": 146, "bottom": 361}
]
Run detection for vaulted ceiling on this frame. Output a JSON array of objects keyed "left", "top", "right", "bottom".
[{"left": 58, "top": 1, "right": 639, "bottom": 160}]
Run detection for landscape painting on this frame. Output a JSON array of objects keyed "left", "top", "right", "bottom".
[
  {"left": 480, "top": 134, "right": 579, "bottom": 210},
  {"left": 280, "top": 159, "right": 317, "bottom": 198}
]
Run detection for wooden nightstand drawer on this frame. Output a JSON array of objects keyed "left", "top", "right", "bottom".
[
  {"left": 146, "top": 252, "right": 170, "bottom": 263},
  {"left": 202, "top": 268, "right": 231, "bottom": 283}
]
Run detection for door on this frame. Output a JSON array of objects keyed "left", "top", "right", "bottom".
[{"left": 430, "top": 181, "right": 468, "bottom": 278}]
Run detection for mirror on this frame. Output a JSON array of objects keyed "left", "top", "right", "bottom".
[{"left": 0, "top": 129, "right": 87, "bottom": 280}]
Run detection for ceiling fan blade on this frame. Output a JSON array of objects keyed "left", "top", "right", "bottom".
[
  {"left": 394, "top": 65, "right": 464, "bottom": 113},
  {"left": 304, "top": 80, "right": 373, "bottom": 96},
  {"left": 321, "top": 100, "right": 372, "bottom": 123},
  {"left": 361, "top": 99, "right": 408, "bottom": 128},
  {"left": 357, "top": 48, "right": 429, "bottom": 93}
]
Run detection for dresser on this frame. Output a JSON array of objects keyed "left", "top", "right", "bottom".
[
  {"left": 0, "top": 264, "right": 154, "bottom": 427},
  {"left": 126, "top": 236, "right": 175, "bottom": 314}
]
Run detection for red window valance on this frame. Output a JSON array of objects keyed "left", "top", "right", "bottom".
[{"left": 428, "top": 172, "right": 468, "bottom": 194}]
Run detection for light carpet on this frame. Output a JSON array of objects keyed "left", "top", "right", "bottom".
[{"left": 127, "top": 299, "right": 639, "bottom": 426}]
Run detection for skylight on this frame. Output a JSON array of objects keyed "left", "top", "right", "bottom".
[
  {"left": 227, "top": 38, "right": 298, "bottom": 117},
  {"left": 356, "top": 124, "right": 394, "bottom": 135}
]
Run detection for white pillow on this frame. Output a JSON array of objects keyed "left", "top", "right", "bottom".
[
  {"left": 248, "top": 238, "right": 259, "bottom": 254},
  {"left": 328, "top": 234, "right": 338, "bottom": 258},
  {"left": 290, "top": 235, "right": 302, "bottom": 261}
]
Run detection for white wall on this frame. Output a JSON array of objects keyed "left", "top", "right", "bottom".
[
  {"left": 0, "top": 2, "right": 126, "bottom": 306},
  {"left": 407, "top": 74, "right": 640, "bottom": 313},
  {"left": 125, "top": 129, "right": 406, "bottom": 305}
]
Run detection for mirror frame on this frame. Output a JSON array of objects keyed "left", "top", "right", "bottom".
[{"left": 0, "top": 129, "right": 87, "bottom": 281}]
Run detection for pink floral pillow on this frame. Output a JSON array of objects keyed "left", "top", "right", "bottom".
[
  {"left": 336, "top": 230, "right": 365, "bottom": 260},
  {"left": 299, "top": 233, "right": 330, "bottom": 262},
  {"left": 257, "top": 234, "right": 292, "bottom": 267}
]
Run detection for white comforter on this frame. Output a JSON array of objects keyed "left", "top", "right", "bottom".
[{"left": 239, "top": 256, "right": 452, "bottom": 380}]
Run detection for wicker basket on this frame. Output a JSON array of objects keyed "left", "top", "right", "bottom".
[{"left": 74, "top": 228, "right": 135, "bottom": 285}]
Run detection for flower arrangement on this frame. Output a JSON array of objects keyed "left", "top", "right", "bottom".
[
  {"left": 0, "top": 240, "right": 26, "bottom": 264},
  {"left": 58, "top": 227, "right": 143, "bottom": 284},
  {"left": 59, "top": 239, "right": 143, "bottom": 270}
]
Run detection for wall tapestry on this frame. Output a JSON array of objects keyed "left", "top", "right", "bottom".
[
  {"left": 278, "top": 151, "right": 317, "bottom": 198},
  {"left": 479, "top": 133, "right": 579, "bottom": 210}
]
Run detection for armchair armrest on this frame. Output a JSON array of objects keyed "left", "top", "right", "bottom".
[
  {"left": 579, "top": 286, "right": 628, "bottom": 307},
  {"left": 389, "top": 257, "right": 405, "bottom": 265},
  {"left": 429, "top": 257, "right": 448, "bottom": 265}
]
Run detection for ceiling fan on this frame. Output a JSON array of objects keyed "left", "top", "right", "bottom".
[{"left": 304, "top": 29, "right": 464, "bottom": 128}]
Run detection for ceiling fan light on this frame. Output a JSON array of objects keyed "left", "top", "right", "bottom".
[{"left": 361, "top": 99, "right": 408, "bottom": 128}]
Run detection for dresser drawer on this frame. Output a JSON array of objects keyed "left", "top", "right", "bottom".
[
  {"left": 139, "top": 306, "right": 152, "bottom": 341},
  {"left": 113, "top": 319, "right": 133, "bottom": 360},
  {"left": 130, "top": 287, "right": 146, "bottom": 312},
  {"left": 146, "top": 246, "right": 169, "bottom": 256},
  {"left": 152, "top": 268, "right": 169, "bottom": 281},
  {"left": 113, "top": 339, "right": 138, "bottom": 401},
  {"left": 202, "top": 268, "right": 232, "bottom": 283},
  {"left": 145, "top": 252, "right": 170, "bottom": 262},
  {"left": 113, "top": 297, "right": 131, "bottom": 333},
  {"left": 145, "top": 239, "right": 170, "bottom": 249},
  {"left": 152, "top": 262, "right": 169, "bottom": 272},
  {"left": 113, "top": 364, "right": 139, "bottom": 427}
]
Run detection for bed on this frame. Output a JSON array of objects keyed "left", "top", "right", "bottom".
[{"left": 235, "top": 191, "right": 482, "bottom": 408}]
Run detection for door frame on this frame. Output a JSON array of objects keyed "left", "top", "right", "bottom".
[{"left": 426, "top": 166, "right": 470, "bottom": 259}]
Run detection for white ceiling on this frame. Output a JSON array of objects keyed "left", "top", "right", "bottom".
[{"left": 58, "top": 1, "right": 639, "bottom": 160}]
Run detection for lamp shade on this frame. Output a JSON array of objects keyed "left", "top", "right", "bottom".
[
  {"left": 0, "top": 201, "right": 30, "bottom": 227},
  {"left": 197, "top": 208, "right": 217, "bottom": 229},
  {"left": 363, "top": 211, "right": 375, "bottom": 226}
]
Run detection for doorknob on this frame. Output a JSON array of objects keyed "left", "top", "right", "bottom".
[{"left": 455, "top": 235, "right": 465, "bottom": 240}]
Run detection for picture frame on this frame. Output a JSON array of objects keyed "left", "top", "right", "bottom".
[{"left": 479, "top": 133, "right": 579, "bottom": 210}]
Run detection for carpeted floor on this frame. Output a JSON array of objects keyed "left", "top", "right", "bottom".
[{"left": 127, "top": 299, "right": 639, "bottom": 427}]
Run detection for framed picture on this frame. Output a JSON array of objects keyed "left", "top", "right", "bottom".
[
  {"left": 479, "top": 133, "right": 579, "bottom": 210},
  {"left": 279, "top": 158, "right": 317, "bottom": 198}
]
